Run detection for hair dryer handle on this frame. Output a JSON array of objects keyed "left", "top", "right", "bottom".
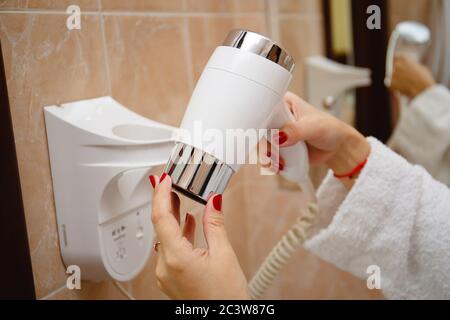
[{"left": 269, "top": 101, "right": 309, "bottom": 184}]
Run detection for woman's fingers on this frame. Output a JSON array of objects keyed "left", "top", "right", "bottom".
[
  {"left": 151, "top": 174, "right": 181, "bottom": 224},
  {"left": 171, "top": 192, "right": 181, "bottom": 225},
  {"left": 276, "top": 120, "right": 310, "bottom": 148},
  {"left": 258, "top": 139, "right": 272, "bottom": 168},
  {"left": 267, "top": 152, "right": 284, "bottom": 172},
  {"left": 284, "top": 91, "right": 316, "bottom": 116},
  {"left": 182, "top": 213, "right": 196, "bottom": 245},
  {"left": 278, "top": 156, "right": 285, "bottom": 171},
  {"left": 202, "top": 194, "right": 229, "bottom": 254},
  {"left": 278, "top": 93, "right": 326, "bottom": 148},
  {"left": 150, "top": 174, "right": 183, "bottom": 251},
  {"left": 257, "top": 138, "right": 286, "bottom": 173},
  {"left": 306, "top": 144, "right": 333, "bottom": 165}
]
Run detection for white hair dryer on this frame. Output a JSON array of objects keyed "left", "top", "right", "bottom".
[
  {"left": 163, "top": 30, "right": 318, "bottom": 299},
  {"left": 163, "top": 29, "right": 309, "bottom": 204}
]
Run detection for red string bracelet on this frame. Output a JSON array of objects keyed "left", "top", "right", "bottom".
[{"left": 333, "top": 158, "right": 368, "bottom": 179}]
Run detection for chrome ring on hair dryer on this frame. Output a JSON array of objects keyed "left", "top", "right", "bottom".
[
  {"left": 163, "top": 142, "right": 234, "bottom": 205},
  {"left": 223, "top": 29, "right": 295, "bottom": 73}
]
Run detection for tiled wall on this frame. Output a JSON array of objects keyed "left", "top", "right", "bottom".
[
  {"left": 1, "top": 0, "right": 382, "bottom": 299},
  {"left": 388, "top": 0, "right": 431, "bottom": 30}
]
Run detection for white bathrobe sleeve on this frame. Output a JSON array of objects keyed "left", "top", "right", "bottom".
[
  {"left": 390, "top": 85, "right": 450, "bottom": 186},
  {"left": 304, "top": 137, "right": 450, "bottom": 299}
]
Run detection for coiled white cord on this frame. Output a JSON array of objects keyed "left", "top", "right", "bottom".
[
  {"left": 113, "top": 281, "right": 136, "bottom": 300},
  {"left": 248, "top": 178, "right": 318, "bottom": 300}
]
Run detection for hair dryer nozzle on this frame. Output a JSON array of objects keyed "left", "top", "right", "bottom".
[{"left": 163, "top": 142, "right": 234, "bottom": 204}]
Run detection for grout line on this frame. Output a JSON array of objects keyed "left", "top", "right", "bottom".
[
  {"left": 263, "top": 0, "right": 271, "bottom": 37},
  {"left": 181, "top": 0, "right": 195, "bottom": 90},
  {"left": 0, "top": 9, "right": 320, "bottom": 20},
  {"left": 0, "top": 9, "right": 96, "bottom": 15},
  {"left": 0, "top": 8, "right": 266, "bottom": 17},
  {"left": 277, "top": 13, "right": 323, "bottom": 20},
  {"left": 183, "top": 15, "right": 195, "bottom": 91},
  {"left": 266, "top": 0, "right": 279, "bottom": 41},
  {"left": 98, "top": 11, "right": 265, "bottom": 18},
  {"left": 98, "top": 0, "right": 112, "bottom": 95},
  {"left": 39, "top": 283, "right": 67, "bottom": 300}
]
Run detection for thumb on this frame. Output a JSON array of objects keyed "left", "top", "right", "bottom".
[
  {"left": 278, "top": 118, "right": 316, "bottom": 148},
  {"left": 202, "top": 194, "right": 228, "bottom": 253}
]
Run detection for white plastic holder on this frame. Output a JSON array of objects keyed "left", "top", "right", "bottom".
[
  {"left": 44, "top": 96, "right": 175, "bottom": 281},
  {"left": 304, "top": 55, "right": 372, "bottom": 117}
]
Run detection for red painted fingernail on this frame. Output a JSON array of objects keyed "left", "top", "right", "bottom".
[
  {"left": 212, "top": 194, "right": 222, "bottom": 211},
  {"left": 160, "top": 172, "right": 168, "bottom": 182},
  {"left": 267, "top": 151, "right": 271, "bottom": 157},
  {"left": 149, "top": 175, "right": 156, "bottom": 189},
  {"left": 278, "top": 131, "right": 288, "bottom": 145},
  {"left": 279, "top": 162, "right": 285, "bottom": 171}
]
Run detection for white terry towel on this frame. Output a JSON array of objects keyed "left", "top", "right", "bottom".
[
  {"left": 390, "top": 85, "right": 450, "bottom": 186},
  {"left": 304, "top": 137, "right": 450, "bottom": 299}
]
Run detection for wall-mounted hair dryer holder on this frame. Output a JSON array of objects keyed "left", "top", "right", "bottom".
[
  {"left": 304, "top": 55, "right": 372, "bottom": 118},
  {"left": 44, "top": 96, "right": 175, "bottom": 281}
]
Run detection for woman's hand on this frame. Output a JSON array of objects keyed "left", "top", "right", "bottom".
[
  {"left": 391, "top": 54, "right": 435, "bottom": 98},
  {"left": 150, "top": 174, "right": 250, "bottom": 300},
  {"left": 265, "top": 92, "right": 370, "bottom": 188}
]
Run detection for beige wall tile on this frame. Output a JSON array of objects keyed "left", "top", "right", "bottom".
[
  {"left": 278, "top": 0, "right": 322, "bottom": 14},
  {"left": 279, "top": 16, "right": 324, "bottom": 96},
  {"left": 101, "top": 0, "right": 185, "bottom": 11},
  {"left": 188, "top": 14, "right": 267, "bottom": 81},
  {"left": 131, "top": 255, "right": 169, "bottom": 299},
  {"left": 0, "top": 12, "right": 109, "bottom": 298},
  {"left": 237, "top": 0, "right": 265, "bottom": 12},
  {"left": 185, "top": 0, "right": 265, "bottom": 12},
  {"left": 264, "top": 251, "right": 384, "bottom": 299},
  {"left": 103, "top": 15, "right": 191, "bottom": 127},
  {"left": 220, "top": 173, "right": 250, "bottom": 275},
  {"left": 242, "top": 176, "right": 309, "bottom": 272},
  {"left": 388, "top": 0, "right": 431, "bottom": 31},
  {"left": 46, "top": 281, "right": 129, "bottom": 299},
  {"left": 0, "top": 0, "right": 99, "bottom": 10}
]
